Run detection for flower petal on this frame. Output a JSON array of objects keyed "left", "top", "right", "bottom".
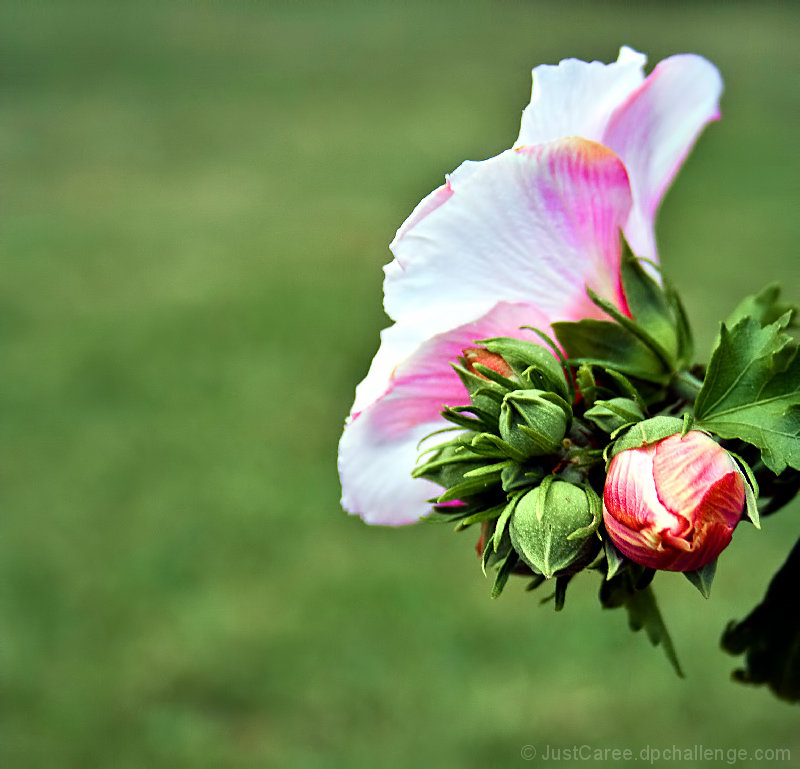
[
  {"left": 602, "top": 54, "right": 723, "bottom": 259},
  {"left": 339, "top": 302, "right": 548, "bottom": 524},
  {"left": 653, "top": 432, "right": 743, "bottom": 526},
  {"left": 384, "top": 137, "right": 634, "bottom": 341},
  {"left": 515, "top": 46, "right": 647, "bottom": 147}
]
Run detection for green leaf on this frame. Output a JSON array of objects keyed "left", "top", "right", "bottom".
[
  {"left": 664, "top": 280, "right": 694, "bottom": 366},
  {"left": 620, "top": 249, "right": 679, "bottom": 363},
  {"left": 725, "top": 283, "right": 796, "bottom": 329},
  {"left": 626, "top": 585, "right": 684, "bottom": 676},
  {"left": 600, "top": 575, "right": 683, "bottom": 677},
  {"left": 552, "top": 318, "right": 670, "bottom": 383},
  {"left": 694, "top": 316, "right": 800, "bottom": 473},
  {"left": 586, "top": 286, "right": 674, "bottom": 371}
]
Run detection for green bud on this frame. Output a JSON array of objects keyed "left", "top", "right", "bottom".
[
  {"left": 509, "top": 477, "right": 601, "bottom": 578},
  {"left": 478, "top": 337, "right": 569, "bottom": 400},
  {"left": 584, "top": 397, "right": 645, "bottom": 433},
  {"left": 499, "top": 389, "right": 571, "bottom": 458},
  {"left": 501, "top": 462, "right": 545, "bottom": 493}
]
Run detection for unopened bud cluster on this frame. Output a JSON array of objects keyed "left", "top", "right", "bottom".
[{"left": 414, "top": 335, "right": 749, "bottom": 597}]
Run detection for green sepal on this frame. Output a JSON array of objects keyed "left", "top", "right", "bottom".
[
  {"left": 566, "top": 483, "right": 603, "bottom": 541},
  {"left": 477, "top": 337, "right": 569, "bottom": 400},
  {"left": 619, "top": 248, "right": 680, "bottom": 364},
  {"left": 451, "top": 363, "right": 505, "bottom": 421},
  {"left": 470, "top": 363, "right": 519, "bottom": 391},
  {"left": 453, "top": 503, "right": 507, "bottom": 531},
  {"left": 440, "top": 404, "right": 499, "bottom": 432},
  {"left": 603, "top": 537, "right": 626, "bottom": 581},
  {"left": 584, "top": 397, "right": 645, "bottom": 434},
  {"left": 499, "top": 389, "right": 571, "bottom": 458},
  {"left": 664, "top": 280, "right": 694, "bottom": 367},
  {"left": 552, "top": 318, "right": 670, "bottom": 384},
  {"left": 727, "top": 451, "right": 761, "bottom": 529},
  {"left": 492, "top": 493, "right": 522, "bottom": 553},
  {"left": 481, "top": 518, "right": 513, "bottom": 576},
  {"left": 500, "top": 462, "right": 545, "bottom": 493},
  {"left": 469, "top": 432, "right": 528, "bottom": 462},
  {"left": 463, "top": 460, "right": 514, "bottom": 479},
  {"left": 412, "top": 440, "right": 486, "bottom": 488},
  {"left": 607, "top": 416, "right": 684, "bottom": 459},
  {"left": 586, "top": 286, "right": 674, "bottom": 372},
  {"left": 576, "top": 364, "right": 597, "bottom": 408},
  {"left": 602, "top": 368, "right": 647, "bottom": 408},
  {"left": 537, "top": 573, "right": 575, "bottom": 612},
  {"left": 490, "top": 549, "right": 519, "bottom": 599},
  {"left": 553, "top": 574, "right": 573, "bottom": 612},
  {"left": 520, "top": 325, "right": 576, "bottom": 401},
  {"left": 436, "top": 465, "right": 503, "bottom": 503},
  {"left": 683, "top": 559, "right": 717, "bottom": 599}
]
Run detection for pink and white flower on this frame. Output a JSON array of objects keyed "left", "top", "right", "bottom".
[
  {"left": 603, "top": 431, "right": 745, "bottom": 571},
  {"left": 339, "top": 47, "right": 722, "bottom": 525}
]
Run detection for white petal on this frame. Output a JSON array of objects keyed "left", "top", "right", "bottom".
[
  {"left": 515, "top": 46, "right": 647, "bottom": 147},
  {"left": 340, "top": 302, "right": 549, "bottom": 524},
  {"left": 602, "top": 54, "right": 723, "bottom": 260},
  {"left": 339, "top": 414, "right": 442, "bottom": 526},
  {"left": 385, "top": 137, "right": 633, "bottom": 340}
]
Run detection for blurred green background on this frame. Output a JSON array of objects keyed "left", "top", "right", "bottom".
[{"left": 3, "top": 1, "right": 799, "bottom": 766}]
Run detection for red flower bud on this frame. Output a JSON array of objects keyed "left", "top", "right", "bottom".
[
  {"left": 462, "top": 347, "right": 514, "bottom": 379},
  {"left": 603, "top": 431, "right": 745, "bottom": 572}
]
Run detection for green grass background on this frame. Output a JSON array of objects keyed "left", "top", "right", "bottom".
[{"left": 3, "top": 1, "right": 799, "bottom": 766}]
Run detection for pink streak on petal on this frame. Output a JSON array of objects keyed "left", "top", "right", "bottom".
[
  {"left": 384, "top": 138, "right": 633, "bottom": 341},
  {"left": 339, "top": 302, "right": 551, "bottom": 525},
  {"left": 370, "top": 302, "right": 548, "bottom": 435}
]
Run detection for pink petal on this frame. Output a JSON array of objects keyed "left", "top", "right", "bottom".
[
  {"left": 339, "top": 303, "right": 548, "bottom": 525},
  {"left": 515, "top": 46, "right": 647, "bottom": 147},
  {"left": 603, "top": 446, "right": 687, "bottom": 536},
  {"left": 385, "top": 137, "right": 634, "bottom": 341},
  {"left": 602, "top": 54, "right": 723, "bottom": 260},
  {"left": 653, "top": 432, "right": 743, "bottom": 526}
]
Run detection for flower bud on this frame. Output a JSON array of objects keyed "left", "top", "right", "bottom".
[
  {"left": 603, "top": 431, "right": 745, "bottom": 572},
  {"left": 584, "top": 397, "right": 644, "bottom": 433},
  {"left": 462, "top": 347, "right": 514, "bottom": 379},
  {"left": 510, "top": 477, "right": 601, "bottom": 578},
  {"left": 499, "top": 390, "right": 570, "bottom": 458}
]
